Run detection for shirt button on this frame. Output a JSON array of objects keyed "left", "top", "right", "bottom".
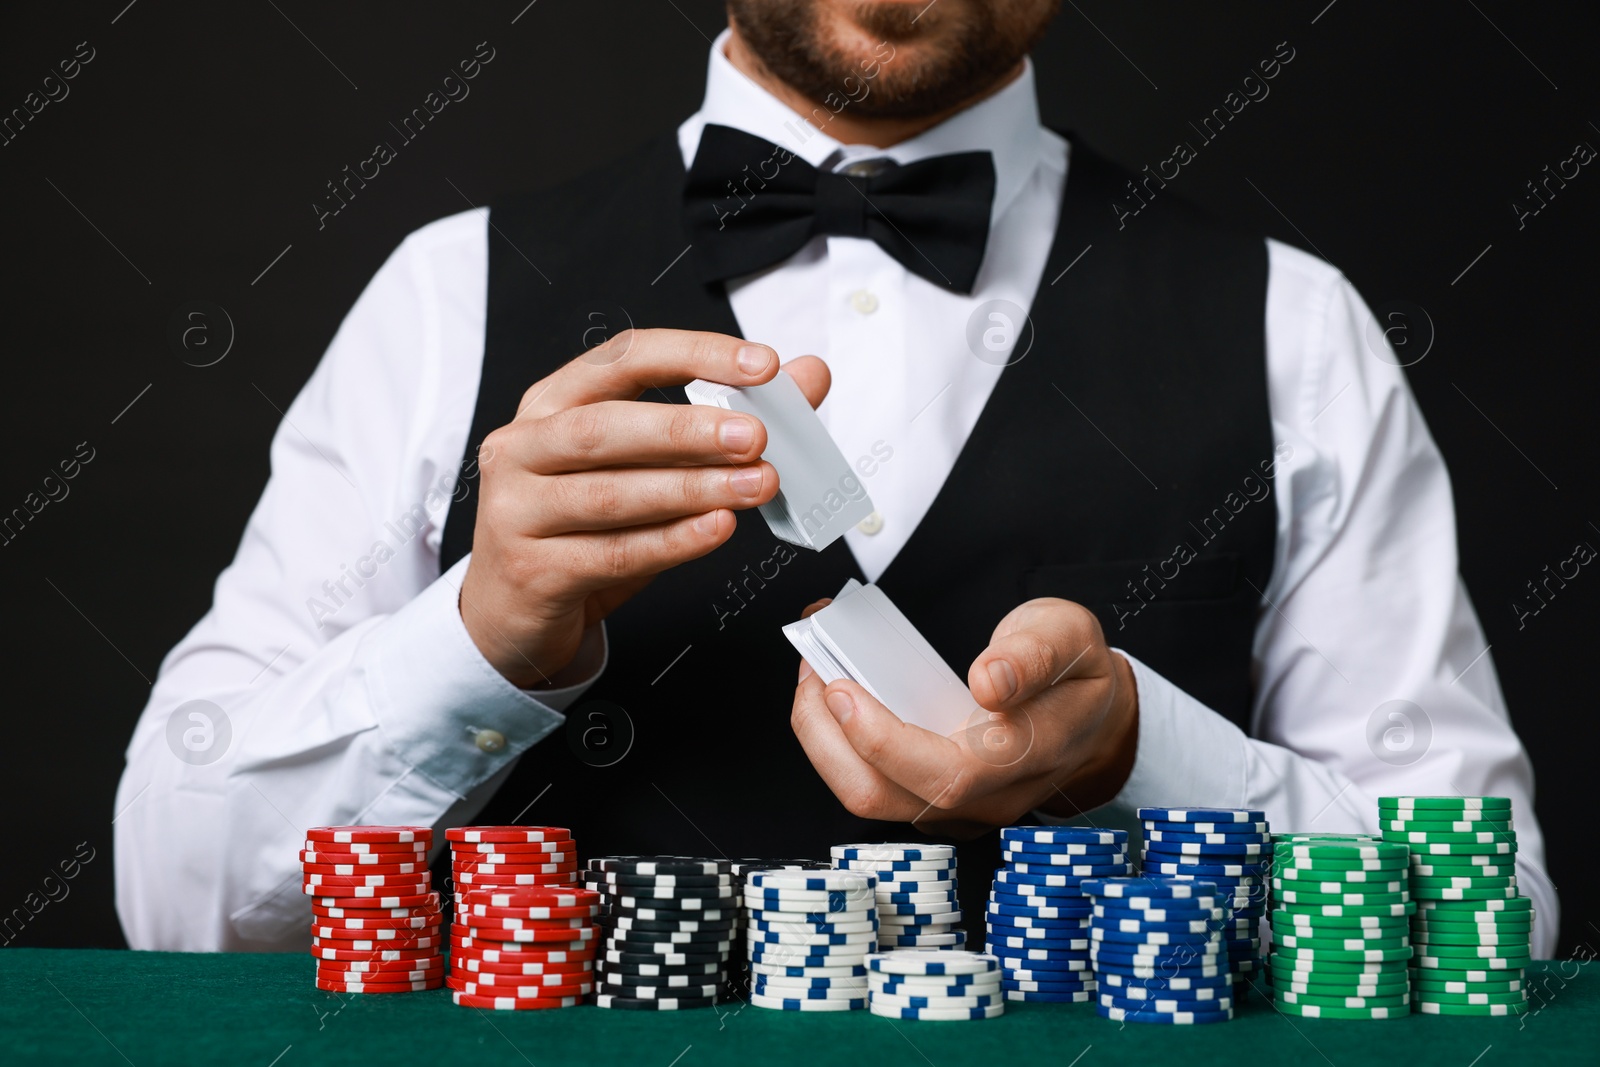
[
  {"left": 474, "top": 728, "right": 507, "bottom": 754},
  {"left": 849, "top": 289, "right": 879, "bottom": 315},
  {"left": 856, "top": 511, "right": 884, "bottom": 535}
]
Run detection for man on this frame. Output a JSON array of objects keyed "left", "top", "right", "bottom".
[{"left": 115, "top": 0, "right": 1555, "bottom": 955}]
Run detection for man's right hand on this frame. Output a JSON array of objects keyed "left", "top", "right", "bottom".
[{"left": 459, "top": 329, "right": 831, "bottom": 689}]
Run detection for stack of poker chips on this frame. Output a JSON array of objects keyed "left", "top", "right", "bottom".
[
  {"left": 1083, "top": 877, "right": 1236, "bottom": 1024},
  {"left": 1138, "top": 807, "right": 1270, "bottom": 990},
  {"left": 988, "top": 826, "right": 1132, "bottom": 1002},
  {"left": 1268, "top": 833, "right": 1413, "bottom": 1019},
  {"left": 832, "top": 843, "right": 963, "bottom": 949},
  {"left": 728, "top": 859, "right": 833, "bottom": 1000},
  {"left": 447, "top": 825, "right": 580, "bottom": 894},
  {"left": 302, "top": 825, "right": 443, "bottom": 993},
  {"left": 582, "top": 856, "right": 736, "bottom": 1010},
  {"left": 865, "top": 950, "right": 1005, "bottom": 1020},
  {"left": 744, "top": 867, "right": 877, "bottom": 1011},
  {"left": 446, "top": 886, "right": 600, "bottom": 1009},
  {"left": 1382, "top": 796, "right": 1532, "bottom": 1016}
]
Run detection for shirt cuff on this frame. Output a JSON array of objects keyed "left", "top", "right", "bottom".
[
  {"left": 362, "top": 554, "right": 605, "bottom": 795},
  {"left": 1100, "top": 650, "right": 1251, "bottom": 815}
]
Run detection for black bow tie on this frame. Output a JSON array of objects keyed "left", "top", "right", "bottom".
[{"left": 683, "top": 124, "right": 996, "bottom": 294}]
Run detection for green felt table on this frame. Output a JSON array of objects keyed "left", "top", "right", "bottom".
[{"left": 3, "top": 950, "right": 1594, "bottom": 1066}]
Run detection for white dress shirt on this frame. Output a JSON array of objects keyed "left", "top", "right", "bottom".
[{"left": 114, "top": 31, "right": 1556, "bottom": 955}]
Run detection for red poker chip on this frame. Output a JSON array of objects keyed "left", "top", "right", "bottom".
[
  {"left": 450, "top": 934, "right": 593, "bottom": 953},
  {"left": 303, "top": 871, "right": 433, "bottom": 886},
  {"left": 304, "top": 880, "right": 431, "bottom": 894},
  {"left": 445, "top": 826, "right": 572, "bottom": 844},
  {"left": 312, "top": 933, "right": 442, "bottom": 950},
  {"left": 463, "top": 887, "right": 601, "bottom": 908},
  {"left": 311, "top": 903, "right": 440, "bottom": 919},
  {"left": 317, "top": 957, "right": 444, "bottom": 974},
  {"left": 306, "top": 826, "right": 432, "bottom": 844},
  {"left": 304, "top": 839, "right": 427, "bottom": 855},
  {"left": 453, "top": 872, "right": 578, "bottom": 887},
  {"left": 465, "top": 903, "right": 600, "bottom": 921},
  {"left": 454, "top": 956, "right": 593, "bottom": 976},
  {"left": 316, "top": 967, "right": 443, "bottom": 984},
  {"left": 453, "top": 860, "right": 577, "bottom": 875},
  {"left": 311, "top": 945, "right": 442, "bottom": 961},
  {"left": 460, "top": 915, "right": 594, "bottom": 932},
  {"left": 302, "top": 861, "right": 430, "bottom": 876},
  {"left": 452, "top": 924, "right": 598, "bottom": 943},
  {"left": 452, "top": 840, "right": 571, "bottom": 855},
  {"left": 310, "top": 892, "right": 438, "bottom": 909},
  {"left": 300, "top": 849, "right": 430, "bottom": 866},
  {"left": 311, "top": 923, "right": 443, "bottom": 940},
  {"left": 316, "top": 976, "right": 443, "bottom": 993},
  {"left": 445, "top": 974, "right": 593, "bottom": 997},
  {"left": 309, "top": 915, "right": 440, "bottom": 931},
  {"left": 451, "top": 991, "right": 581, "bottom": 1009},
  {"left": 449, "top": 943, "right": 597, "bottom": 963}
]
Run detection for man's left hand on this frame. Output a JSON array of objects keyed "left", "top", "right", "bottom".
[{"left": 790, "top": 597, "right": 1141, "bottom": 837}]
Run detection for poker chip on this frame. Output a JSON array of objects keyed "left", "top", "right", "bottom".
[
  {"left": 447, "top": 977, "right": 593, "bottom": 998},
  {"left": 452, "top": 992, "right": 582, "bottom": 1010},
  {"left": 1096, "top": 1004, "right": 1234, "bottom": 1024},
  {"left": 310, "top": 893, "right": 437, "bottom": 910},
  {"left": 309, "top": 915, "right": 440, "bottom": 931},
  {"left": 302, "top": 860, "right": 430, "bottom": 876},
  {"left": 445, "top": 826, "right": 572, "bottom": 844},
  {"left": 307, "top": 826, "right": 430, "bottom": 844},
  {"left": 869, "top": 1001, "right": 1004, "bottom": 1020},
  {"left": 312, "top": 945, "right": 440, "bottom": 962},
  {"left": 593, "top": 993, "right": 717, "bottom": 1010},
  {"left": 455, "top": 957, "right": 593, "bottom": 975},
  {"left": 451, "top": 945, "right": 596, "bottom": 964},
  {"left": 311, "top": 924, "right": 443, "bottom": 940},
  {"left": 454, "top": 839, "right": 572, "bottom": 854},
  {"left": 315, "top": 976, "right": 442, "bottom": 993},
  {"left": 867, "top": 950, "right": 1000, "bottom": 976},
  {"left": 304, "top": 838, "right": 427, "bottom": 854},
  {"left": 599, "top": 982, "right": 720, "bottom": 999}
]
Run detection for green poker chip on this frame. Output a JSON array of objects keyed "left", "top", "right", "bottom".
[
  {"left": 1410, "top": 975, "right": 1524, "bottom": 994},
  {"left": 1417, "top": 895, "right": 1531, "bottom": 914},
  {"left": 1416, "top": 999, "right": 1527, "bottom": 1016},
  {"left": 1273, "top": 887, "right": 1410, "bottom": 906},
  {"left": 1279, "top": 989, "right": 1411, "bottom": 1009},
  {"left": 1272, "top": 911, "right": 1411, "bottom": 930},
  {"left": 1276, "top": 979, "right": 1411, "bottom": 999},
  {"left": 1273, "top": 998, "right": 1411, "bottom": 1019},
  {"left": 1277, "top": 934, "right": 1410, "bottom": 951},
  {"left": 1273, "top": 901, "right": 1416, "bottom": 919},
  {"left": 1412, "top": 919, "right": 1533, "bottom": 936},
  {"left": 1377, "top": 796, "right": 1511, "bottom": 811},
  {"left": 1414, "top": 989, "right": 1529, "bottom": 1006},
  {"left": 1411, "top": 942, "right": 1530, "bottom": 960},
  {"left": 1413, "top": 931, "right": 1529, "bottom": 948},
  {"left": 1411, "top": 887, "right": 1519, "bottom": 902},
  {"left": 1414, "top": 956, "right": 1529, "bottom": 972},
  {"left": 1407, "top": 842, "right": 1516, "bottom": 857},
  {"left": 1381, "top": 829, "right": 1516, "bottom": 845},
  {"left": 1382, "top": 825, "right": 1504, "bottom": 838},
  {"left": 1276, "top": 856, "right": 1408, "bottom": 874},
  {"left": 1409, "top": 861, "right": 1514, "bottom": 878},
  {"left": 1275, "top": 841, "right": 1408, "bottom": 861},
  {"left": 1279, "top": 867, "right": 1408, "bottom": 883},
  {"left": 1408, "top": 874, "right": 1516, "bottom": 890},
  {"left": 1274, "top": 944, "right": 1413, "bottom": 963}
]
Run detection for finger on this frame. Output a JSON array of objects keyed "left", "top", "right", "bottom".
[
  {"left": 821, "top": 679, "right": 983, "bottom": 808},
  {"left": 518, "top": 330, "right": 779, "bottom": 421},
  {"left": 549, "top": 508, "right": 736, "bottom": 592},
  {"left": 969, "top": 598, "right": 1102, "bottom": 709},
  {"left": 521, "top": 401, "right": 769, "bottom": 472},
  {"left": 781, "top": 355, "right": 831, "bottom": 410},
  {"left": 791, "top": 669, "right": 926, "bottom": 822},
  {"left": 520, "top": 463, "right": 777, "bottom": 535}
]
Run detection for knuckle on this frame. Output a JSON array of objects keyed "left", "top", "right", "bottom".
[
  {"left": 566, "top": 406, "right": 608, "bottom": 458},
  {"left": 841, "top": 780, "right": 880, "bottom": 819},
  {"left": 583, "top": 475, "right": 622, "bottom": 519},
  {"left": 598, "top": 536, "right": 632, "bottom": 581},
  {"left": 666, "top": 408, "right": 702, "bottom": 452}
]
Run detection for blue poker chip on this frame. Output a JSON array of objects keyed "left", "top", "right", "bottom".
[
  {"left": 879, "top": 890, "right": 958, "bottom": 905},
  {"left": 1091, "top": 958, "right": 1230, "bottom": 979},
  {"left": 987, "top": 920, "right": 1090, "bottom": 938},
  {"left": 996, "top": 957, "right": 1093, "bottom": 974},
  {"left": 994, "top": 870, "right": 1104, "bottom": 890},
  {"left": 988, "top": 944, "right": 1093, "bottom": 962},
  {"left": 1136, "top": 808, "right": 1265, "bottom": 824},
  {"left": 1142, "top": 840, "right": 1268, "bottom": 857},
  {"left": 989, "top": 893, "right": 1092, "bottom": 911},
  {"left": 988, "top": 905, "right": 1092, "bottom": 924},
  {"left": 1095, "top": 1003, "right": 1234, "bottom": 1024},
  {"left": 1096, "top": 970, "right": 1232, "bottom": 991},
  {"left": 1080, "top": 878, "right": 1220, "bottom": 899},
  {"left": 1090, "top": 951, "right": 1226, "bottom": 972},
  {"left": 1142, "top": 830, "right": 1271, "bottom": 845},
  {"left": 989, "top": 933, "right": 1092, "bottom": 950},
  {"left": 1007, "top": 989, "right": 1094, "bottom": 1003},
  {"left": 1092, "top": 917, "right": 1246, "bottom": 936},
  {"left": 1093, "top": 903, "right": 1226, "bottom": 921},
  {"left": 1090, "top": 927, "right": 1222, "bottom": 946},
  {"left": 1001, "top": 826, "right": 1126, "bottom": 845},
  {"left": 1143, "top": 819, "right": 1270, "bottom": 835},
  {"left": 1001, "top": 858, "right": 1132, "bottom": 876},
  {"left": 1100, "top": 992, "right": 1234, "bottom": 1013},
  {"left": 1139, "top": 861, "right": 1263, "bottom": 878},
  {"left": 1001, "top": 976, "right": 1096, "bottom": 993},
  {"left": 1001, "top": 838, "right": 1128, "bottom": 855}
]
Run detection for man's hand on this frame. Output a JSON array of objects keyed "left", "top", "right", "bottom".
[
  {"left": 790, "top": 598, "right": 1140, "bottom": 836},
  {"left": 460, "top": 329, "right": 830, "bottom": 688}
]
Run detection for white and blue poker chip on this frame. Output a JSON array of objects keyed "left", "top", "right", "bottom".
[
  {"left": 1001, "top": 827, "right": 1126, "bottom": 846},
  {"left": 1136, "top": 808, "right": 1265, "bottom": 824}
]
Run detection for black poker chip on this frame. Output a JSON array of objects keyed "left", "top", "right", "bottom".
[
  {"left": 599, "top": 959, "right": 722, "bottom": 977},
  {"left": 593, "top": 872, "right": 734, "bottom": 888},
  {"left": 606, "top": 903, "right": 736, "bottom": 920},
  {"left": 605, "top": 948, "right": 726, "bottom": 966},
  {"left": 590, "top": 857, "right": 734, "bottom": 876},
  {"left": 612, "top": 916, "right": 737, "bottom": 935},
  {"left": 605, "top": 927, "right": 732, "bottom": 945},
  {"left": 600, "top": 884, "right": 738, "bottom": 901},
  {"left": 594, "top": 992, "right": 718, "bottom": 1010},
  {"left": 596, "top": 980, "right": 720, "bottom": 999},
  {"left": 605, "top": 938, "right": 733, "bottom": 956}
]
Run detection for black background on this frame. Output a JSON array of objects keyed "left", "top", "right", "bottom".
[{"left": 1, "top": 1, "right": 1595, "bottom": 955}]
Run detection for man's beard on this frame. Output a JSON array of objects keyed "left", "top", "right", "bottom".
[{"left": 727, "top": 0, "right": 1060, "bottom": 120}]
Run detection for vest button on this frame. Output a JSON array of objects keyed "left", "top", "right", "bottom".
[
  {"left": 474, "top": 728, "right": 507, "bottom": 754},
  {"left": 849, "top": 289, "right": 880, "bottom": 315},
  {"left": 856, "top": 511, "right": 884, "bottom": 535}
]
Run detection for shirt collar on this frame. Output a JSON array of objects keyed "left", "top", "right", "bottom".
[{"left": 679, "top": 28, "right": 1048, "bottom": 223}]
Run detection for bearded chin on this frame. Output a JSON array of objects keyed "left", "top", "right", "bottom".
[{"left": 728, "top": 0, "right": 1059, "bottom": 121}]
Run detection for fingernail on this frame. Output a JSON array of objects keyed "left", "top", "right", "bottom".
[
  {"left": 737, "top": 344, "right": 773, "bottom": 375},
  {"left": 729, "top": 468, "right": 764, "bottom": 497},
  {"left": 988, "top": 659, "right": 1018, "bottom": 702},
  {"left": 718, "top": 417, "right": 754, "bottom": 451},
  {"left": 693, "top": 512, "right": 720, "bottom": 536},
  {"left": 826, "top": 690, "right": 855, "bottom": 725},
  {"left": 798, "top": 659, "right": 814, "bottom": 683}
]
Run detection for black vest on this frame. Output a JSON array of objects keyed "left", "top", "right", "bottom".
[{"left": 438, "top": 133, "right": 1276, "bottom": 920}]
